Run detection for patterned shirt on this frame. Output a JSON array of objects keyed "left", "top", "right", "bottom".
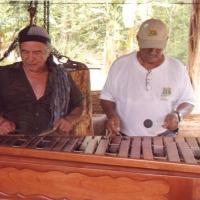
[{"left": 0, "top": 62, "right": 83, "bottom": 135}]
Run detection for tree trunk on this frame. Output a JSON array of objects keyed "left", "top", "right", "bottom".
[{"left": 188, "top": 1, "right": 200, "bottom": 112}]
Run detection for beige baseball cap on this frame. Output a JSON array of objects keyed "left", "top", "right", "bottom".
[{"left": 137, "top": 19, "right": 169, "bottom": 49}]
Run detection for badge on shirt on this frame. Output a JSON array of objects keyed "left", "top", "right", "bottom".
[{"left": 160, "top": 87, "right": 171, "bottom": 100}]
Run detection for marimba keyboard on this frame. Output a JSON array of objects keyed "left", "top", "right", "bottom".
[
  {"left": 0, "top": 135, "right": 200, "bottom": 200},
  {"left": 0, "top": 135, "right": 200, "bottom": 164}
]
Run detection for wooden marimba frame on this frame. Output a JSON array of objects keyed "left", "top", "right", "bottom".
[{"left": 0, "top": 134, "right": 200, "bottom": 200}]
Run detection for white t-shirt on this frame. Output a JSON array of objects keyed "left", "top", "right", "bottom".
[{"left": 100, "top": 52, "right": 195, "bottom": 136}]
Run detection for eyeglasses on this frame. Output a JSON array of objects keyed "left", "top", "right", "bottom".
[{"left": 145, "top": 70, "right": 152, "bottom": 91}]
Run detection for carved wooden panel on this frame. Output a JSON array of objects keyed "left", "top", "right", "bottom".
[
  {"left": 0, "top": 167, "right": 169, "bottom": 200},
  {"left": 0, "top": 166, "right": 199, "bottom": 200}
]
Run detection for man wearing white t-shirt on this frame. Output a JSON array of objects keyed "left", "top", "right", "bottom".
[{"left": 100, "top": 19, "right": 195, "bottom": 136}]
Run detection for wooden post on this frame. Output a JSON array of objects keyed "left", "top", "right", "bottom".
[{"left": 188, "top": 1, "right": 200, "bottom": 112}]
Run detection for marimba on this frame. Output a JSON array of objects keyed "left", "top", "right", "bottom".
[{"left": 0, "top": 134, "right": 200, "bottom": 200}]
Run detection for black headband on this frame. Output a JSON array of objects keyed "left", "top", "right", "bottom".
[{"left": 18, "top": 35, "right": 51, "bottom": 44}]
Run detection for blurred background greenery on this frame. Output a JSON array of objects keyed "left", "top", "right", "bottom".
[{"left": 0, "top": 0, "right": 191, "bottom": 90}]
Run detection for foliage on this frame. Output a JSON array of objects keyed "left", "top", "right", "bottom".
[{"left": 0, "top": 1, "right": 191, "bottom": 81}]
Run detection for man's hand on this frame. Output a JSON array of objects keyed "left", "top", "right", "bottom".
[
  {"left": 162, "top": 112, "right": 179, "bottom": 131},
  {"left": 0, "top": 117, "right": 16, "bottom": 135},
  {"left": 53, "top": 117, "right": 74, "bottom": 134},
  {"left": 106, "top": 115, "right": 121, "bottom": 135},
  {"left": 101, "top": 99, "right": 121, "bottom": 135},
  {"left": 53, "top": 107, "right": 82, "bottom": 135}
]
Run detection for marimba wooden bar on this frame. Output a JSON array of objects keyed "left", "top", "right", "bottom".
[{"left": 0, "top": 135, "right": 200, "bottom": 200}]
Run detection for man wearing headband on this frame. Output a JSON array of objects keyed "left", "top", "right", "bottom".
[
  {"left": 101, "top": 19, "right": 195, "bottom": 136},
  {"left": 0, "top": 25, "right": 83, "bottom": 135}
]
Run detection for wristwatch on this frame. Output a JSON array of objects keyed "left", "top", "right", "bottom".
[{"left": 174, "top": 111, "right": 182, "bottom": 122}]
